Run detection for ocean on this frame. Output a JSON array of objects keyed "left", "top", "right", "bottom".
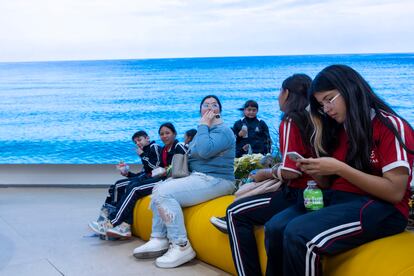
[{"left": 0, "top": 53, "right": 413, "bottom": 164}]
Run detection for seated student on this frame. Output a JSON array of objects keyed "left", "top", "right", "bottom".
[
  {"left": 133, "top": 95, "right": 235, "bottom": 268},
  {"left": 89, "top": 130, "right": 161, "bottom": 228},
  {"left": 184, "top": 128, "right": 197, "bottom": 146},
  {"left": 129, "top": 130, "right": 161, "bottom": 179},
  {"left": 233, "top": 100, "right": 271, "bottom": 158},
  {"left": 89, "top": 123, "right": 186, "bottom": 238},
  {"left": 210, "top": 74, "right": 313, "bottom": 276},
  {"left": 268, "top": 65, "right": 414, "bottom": 276}
]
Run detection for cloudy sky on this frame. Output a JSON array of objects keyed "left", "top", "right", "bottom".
[{"left": 1, "top": 0, "right": 413, "bottom": 62}]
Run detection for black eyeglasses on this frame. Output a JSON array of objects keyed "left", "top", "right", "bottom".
[
  {"left": 201, "top": 103, "right": 220, "bottom": 109},
  {"left": 318, "top": 93, "right": 341, "bottom": 113}
]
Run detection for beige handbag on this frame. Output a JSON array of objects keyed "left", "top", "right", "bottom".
[
  {"left": 171, "top": 153, "right": 190, "bottom": 178},
  {"left": 234, "top": 178, "right": 282, "bottom": 201}
]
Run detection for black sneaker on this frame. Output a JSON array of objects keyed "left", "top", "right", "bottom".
[{"left": 210, "top": 216, "right": 228, "bottom": 234}]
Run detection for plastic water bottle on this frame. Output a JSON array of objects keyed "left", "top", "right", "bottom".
[
  {"left": 117, "top": 161, "right": 129, "bottom": 174},
  {"left": 303, "top": 180, "right": 324, "bottom": 211},
  {"left": 242, "top": 124, "right": 248, "bottom": 138},
  {"left": 247, "top": 144, "right": 253, "bottom": 155}
]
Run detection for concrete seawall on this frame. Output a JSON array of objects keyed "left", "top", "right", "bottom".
[{"left": 0, "top": 164, "right": 142, "bottom": 187}]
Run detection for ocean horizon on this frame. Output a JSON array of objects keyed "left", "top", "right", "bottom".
[{"left": 1, "top": 53, "right": 413, "bottom": 164}]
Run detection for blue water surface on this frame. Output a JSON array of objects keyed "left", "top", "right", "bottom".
[{"left": 0, "top": 54, "right": 413, "bottom": 164}]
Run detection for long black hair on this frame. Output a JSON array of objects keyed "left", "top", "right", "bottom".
[
  {"left": 281, "top": 74, "right": 313, "bottom": 147},
  {"left": 309, "top": 64, "right": 414, "bottom": 173}
]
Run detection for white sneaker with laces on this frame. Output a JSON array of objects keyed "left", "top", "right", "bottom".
[
  {"left": 89, "top": 219, "right": 112, "bottom": 235},
  {"left": 133, "top": 237, "right": 169, "bottom": 259},
  {"left": 106, "top": 222, "right": 131, "bottom": 238},
  {"left": 155, "top": 241, "right": 196, "bottom": 268}
]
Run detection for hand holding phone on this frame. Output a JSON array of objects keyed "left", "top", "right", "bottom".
[{"left": 286, "top": 151, "right": 304, "bottom": 162}]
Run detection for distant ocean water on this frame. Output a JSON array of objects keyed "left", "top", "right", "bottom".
[{"left": 0, "top": 53, "right": 413, "bottom": 164}]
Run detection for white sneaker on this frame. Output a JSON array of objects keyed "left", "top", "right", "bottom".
[
  {"left": 210, "top": 216, "right": 228, "bottom": 234},
  {"left": 155, "top": 242, "right": 196, "bottom": 268},
  {"left": 106, "top": 222, "right": 131, "bottom": 238},
  {"left": 133, "top": 237, "right": 169, "bottom": 259},
  {"left": 89, "top": 219, "right": 112, "bottom": 235}
]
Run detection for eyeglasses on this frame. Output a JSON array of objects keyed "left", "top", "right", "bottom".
[
  {"left": 319, "top": 93, "right": 341, "bottom": 113},
  {"left": 201, "top": 103, "right": 220, "bottom": 109}
]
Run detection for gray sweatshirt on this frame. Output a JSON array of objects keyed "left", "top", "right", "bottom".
[{"left": 188, "top": 123, "right": 235, "bottom": 181}]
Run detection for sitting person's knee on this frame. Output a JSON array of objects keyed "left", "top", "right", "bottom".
[
  {"left": 283, "top": 218, "right": 308, "bottom": 246},
  {"left": 152, "top": 185, "right": 172, "bottom": 202},
  {"left": 265, "top": 215, "right": 288, "bottom": 236}
]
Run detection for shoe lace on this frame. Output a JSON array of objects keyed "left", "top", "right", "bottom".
[
  {"left": 120, "top": 224, "right": 130, "bottom": 233},
  {"left": 102, "top": 220, "right": 112, "bottom": 231}
]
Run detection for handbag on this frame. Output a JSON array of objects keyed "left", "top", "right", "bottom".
[
  {"left": 234, "top": 178, "right": 282, "bottom": 201},
  {"left": 171, "top": 153, "right": 190, "bottom": 178}
]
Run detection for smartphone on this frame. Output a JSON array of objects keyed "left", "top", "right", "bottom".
[
  {"left": 215, "top": 114, "right": 221, "bottom": 119},
  {"left": 286, "top": 151, "right": 304, "bottom": 161}
]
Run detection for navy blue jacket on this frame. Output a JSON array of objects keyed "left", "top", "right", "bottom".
[
  {"left": 128, "top": 141, "right": 161, "bottom": 177},
  {"left": 233, "top": 117, "right": 271, "bottom": 158}
]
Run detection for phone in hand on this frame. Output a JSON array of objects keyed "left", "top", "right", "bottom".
[{"left": 286, "top": 151, "right": 304, "bottom": 161}]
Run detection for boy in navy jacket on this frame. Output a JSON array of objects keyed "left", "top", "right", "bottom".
[{"left": 89, "top": 130, "right": 161, "bottom": 232}]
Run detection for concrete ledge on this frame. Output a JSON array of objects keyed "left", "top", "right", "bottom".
[{"left": 0, "top": 164, "right": 142, "bottom": 186}]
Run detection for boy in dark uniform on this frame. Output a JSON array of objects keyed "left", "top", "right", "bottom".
[
  {"left": 233, "top": 100, "right": 271, "bottom": 157},
  {"left": 89, "top": 130, "right": 161, "bottom": 233}
]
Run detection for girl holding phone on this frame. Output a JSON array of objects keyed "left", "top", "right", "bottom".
[{"left": 275, "top": 65, "right": 414, "bottom": 276}]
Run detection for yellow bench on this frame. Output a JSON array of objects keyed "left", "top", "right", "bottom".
[{"left": 132, "top": 195, "right": 414, "bottom": 275}]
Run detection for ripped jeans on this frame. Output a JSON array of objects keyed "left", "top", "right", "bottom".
[{"left": 150, "top": 172, "right": 235, "bottom": 245}]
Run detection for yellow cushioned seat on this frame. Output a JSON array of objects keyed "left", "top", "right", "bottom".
[{"left": 132, "top": 195, "right": 414, "bottom": 276}]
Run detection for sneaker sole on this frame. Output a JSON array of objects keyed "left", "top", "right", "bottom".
[
  {"left": 155, "top": 250, "right": 196, "bottom": 268},
  {"left": 88, "top": 222, "right": 106, "bottom": 235},
  {"left": 133, "top": 248, "right": 168, "bottom": 259},
  {"left": 106, "top": 230, "right": 131, "bottom": 239},
  {"left": 99, "top": 234, "right": 121, "bottom": 241},
  {"left": 210, "top": 219, "right": 228, "bottom": 234}
]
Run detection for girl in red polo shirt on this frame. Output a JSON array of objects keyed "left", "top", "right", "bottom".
[
  {"left": 280, "top": 65, "right": 414, "bottom": 276},
  {"left": 213, "top": 74, "right": 314, "bottom": 276}
]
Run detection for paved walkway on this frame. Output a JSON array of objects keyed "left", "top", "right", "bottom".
[{"left": 0, "top": 187, "right": 228, "bottom": 276}]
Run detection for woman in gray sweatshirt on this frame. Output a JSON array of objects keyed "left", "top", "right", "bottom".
[{"left": 132, "top": 95, "right": 236, "bottom": 268}]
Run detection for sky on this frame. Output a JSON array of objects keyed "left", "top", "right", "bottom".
[{"left": 1, "top": 0, "right": 413, "bottom": 62}]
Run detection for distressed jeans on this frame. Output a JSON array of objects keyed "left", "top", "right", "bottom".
[{"left": 150, "top": 172, "right": 235, "bottom": 244}]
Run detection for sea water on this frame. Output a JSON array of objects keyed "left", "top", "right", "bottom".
[{"left": 0, "top": 53, "right": 413, "bottom": 163}]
